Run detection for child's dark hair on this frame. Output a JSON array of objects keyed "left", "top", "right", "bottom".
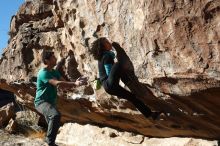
[
  {"left": 42, "top": 50, "right": 54, "bottom": 64},
  {"left": 89, "top": 37, "right": 106, "bottom": 60}
]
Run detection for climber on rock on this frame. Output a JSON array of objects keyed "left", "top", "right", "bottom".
[
  {"left": 89, "top": 37, "right": 161, "bottom": 120},
  {"left": 34, "top": 50, "right": 87, "bottom": 146}
]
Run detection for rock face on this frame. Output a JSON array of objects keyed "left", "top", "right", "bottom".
[{"left": 0, "top": 0, "right": 220, "bottom": 139}]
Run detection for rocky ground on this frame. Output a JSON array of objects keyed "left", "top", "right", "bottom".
[
  {"left": 56, "top": 123, "right": 219, "bottom": 146},
  {"left": 0, "top": 129, "right": 46, "bottom": 146},
  {"left": 0, "top": 123, "right": 218, "bottom": 146}
]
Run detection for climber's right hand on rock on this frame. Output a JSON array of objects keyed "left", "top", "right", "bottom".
[{"left": 76, "top": 76, "right": 88, "bottom": 86}]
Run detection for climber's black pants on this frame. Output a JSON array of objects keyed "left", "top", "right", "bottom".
[{"left": 102, "top": 62, "right": 152, "bottom": 118}]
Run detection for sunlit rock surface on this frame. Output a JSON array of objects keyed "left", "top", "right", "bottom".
[{"left": 56, "top": 123, "right": 218, "bottom": 146}]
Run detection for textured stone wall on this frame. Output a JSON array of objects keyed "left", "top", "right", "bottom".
[{"left": 0, "top": 0, "right": 219, "bottom": 139}]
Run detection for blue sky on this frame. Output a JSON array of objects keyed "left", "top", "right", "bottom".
[{"left": 0, "top": 0, "right": 24, "bottom": 55}]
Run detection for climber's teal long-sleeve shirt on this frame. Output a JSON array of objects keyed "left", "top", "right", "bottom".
[{"left": 98, "top": 51, "right": 115, "bottom": 81}]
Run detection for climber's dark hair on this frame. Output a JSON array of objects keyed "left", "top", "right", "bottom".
[
  {"left": 89, "top": 37, "right": 107, "bottom": 60},
  {"left": 42, "top": 50, "right": 54, "bottom": 64}
]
